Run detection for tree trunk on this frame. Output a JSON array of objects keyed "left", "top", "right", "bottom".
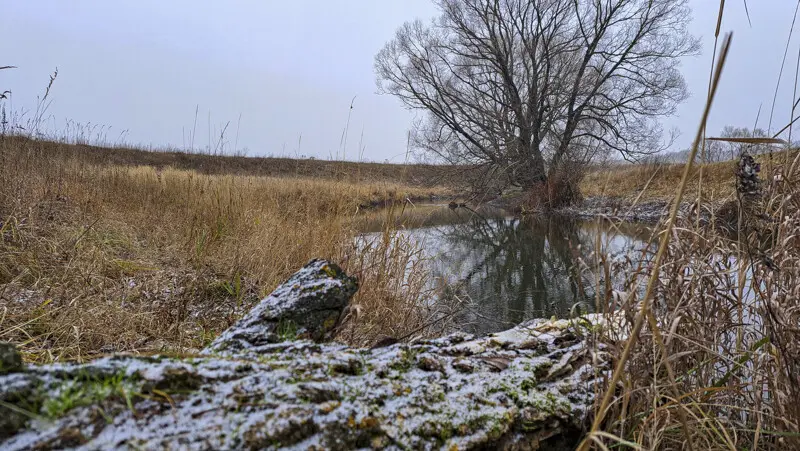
[{"left": 0, "top": 260, "right": 617, "bottom": 450}]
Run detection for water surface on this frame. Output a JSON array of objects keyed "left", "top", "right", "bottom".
[{"left": 369, "top": 208, "right": 653, "bottom": 334}]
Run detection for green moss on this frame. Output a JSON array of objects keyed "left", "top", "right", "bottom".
[
  {"left": 574, "top": 317, "right": 602, "bottom": 334},
  {"left": 321, "top": 315, "right": 337, "bottom": 331},
  {"left": 256, "top": 354, "right": 280, "bottom": 364},
  {"left": 199, "top": 329, "right": 217, "bottom": 348},
  {"left": 465, "top": 414, "right": 491, "bottom": 432},
  {"left": 422, "top": 384, "right": 446, "bottom": 404},
  {"left": 486, "top": 417, "right": 508, "bottom": 441},
  {"left": 285, "top": 375, "right": 308, "bottom": 385},
  {"left": 1, "top": 382, "right": 42, "bottom": 439},
  {"left": 320, "top": 264, "right": 340, "bottom": 278},
  {"left": 520, "top": 377, "right": 538, "bottom": 392},
  {"left": 286, "top": 365, "right": 311, "bottom": 384},
  {"left": 545, "top": 392, "right": 569, "bottom": 412},
  {"left": 439, "top": 424, "right": 455, "bottom": 441},
  {"left": 488, "top": 381, "right": 522, "bottom": 403},
  {"left": 418, "top": 418, "right": 457, "bottom": 446},
  {"left": 388, "top": 348, "right": 418, "bottom": 373},
  {"left": 276, "top": 319, "right": 298, "bottom": 341},
  {"left": 42, "top": 372, "right": 137, "bottom": 419},
  {"left": 526, "top": 391, "right": 569, "bottom": 415}
]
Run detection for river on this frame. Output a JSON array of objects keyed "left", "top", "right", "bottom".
[{"left": 358, "top": 206, "right": 655, "bottom": 335}]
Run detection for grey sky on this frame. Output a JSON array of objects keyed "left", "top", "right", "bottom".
[{"left": 0, "top": 1, "right": 798, "bottom": 162}]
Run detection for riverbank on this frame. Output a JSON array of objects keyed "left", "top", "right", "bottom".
[
  {"left": 483, "top": 153, "right": 784, "bottom": 223},
  {"left": 4, "top": 134, "right": 800, "bottom": 448},
  {"left": 554, "top": 196, "right": 704, "bottom": 222},
  {"left": 0, "top": 137, "right": 454, "bottom": 363},
  {"left": 578, "top": 150, "right": 795, "bottom": 205}
]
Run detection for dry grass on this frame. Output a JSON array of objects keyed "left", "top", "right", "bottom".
[
  {"left": 578, "top": 28, "right": 800, "bottom": 449},
  {"left": 0, "top": 136, "right": 452, "bottom": 363},
  {"left": 582, "top": 154, "right": 800, "bottom": 449},
  {"left": 5, "top": 2, "right": 799, "bottom": 446},
  {"left": 0, "top": 135, "right": 464, "bottom": 188},
  {"left": 580, "top": 150, "right": 797, "bottom": 203},
  {"left": 336, "top": 203, "right": 463, "bottom": 345}
]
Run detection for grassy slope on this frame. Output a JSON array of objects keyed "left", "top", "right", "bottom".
[
  {"left": 0, "top": 137, "right": 453, "bottom": 362},
  {"left": 580, "top": 151, "right": 796, "bottom": 203},
  {"left": 1, "top": 136, "right": 462, "bottom": 187}
]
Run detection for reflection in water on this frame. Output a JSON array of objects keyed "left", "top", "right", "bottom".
[{"left": 402, "top": 213, "right": 652, "bottom": 335}]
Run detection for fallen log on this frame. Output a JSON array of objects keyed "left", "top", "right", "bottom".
[{"left": 0, "top": 259, "right": 612, "bottom": 450}]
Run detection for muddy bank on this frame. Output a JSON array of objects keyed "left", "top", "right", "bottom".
[
  {"left": 556, "top": 196, "right": 672, "bottom": 222},
  {"left": 356, "top": 194, "right": 454, "bottom": 211},
  {"left": 486, "top": 192, "right": 676, "bottom": 222}
]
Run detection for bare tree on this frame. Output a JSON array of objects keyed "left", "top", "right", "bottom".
[
  {"left": 376, "top": 0, "right": 698, "bottom": 205},
  {"left": 719, "top": 125, "right": 770, "bottom": 160}
]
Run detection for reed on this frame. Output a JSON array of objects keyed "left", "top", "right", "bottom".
[{"left": 581, "top": 3, "right": 800, "bottom": 444}]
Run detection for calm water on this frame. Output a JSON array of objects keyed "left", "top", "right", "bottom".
[{"left": 375, "top": 209, "right": 654, "bottom": 334}]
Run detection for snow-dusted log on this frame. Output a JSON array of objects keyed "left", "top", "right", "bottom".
[{"left": 0, "top": 260, "right": 612, "bottom": 450}]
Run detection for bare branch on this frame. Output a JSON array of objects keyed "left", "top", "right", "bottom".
[{"left": 376, "top": 0, "right": 698, "bottom": 202}]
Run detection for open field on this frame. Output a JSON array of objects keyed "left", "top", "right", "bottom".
[
  {"left": 7, "top": 0, "right": 800, "bottom": 447},
  {"left": 0, "top": 136, "right": 464, "bottom": 187},
  {"left": 0, "top": 136, "right": 455, "bottom": 363},
  {"left": 1, "top": 134, "right": 794, "bottom": 339}
]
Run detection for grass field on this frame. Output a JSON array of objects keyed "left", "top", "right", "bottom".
[
  {"left": 0, "top": 136, "right": 455, "bottom": 363},
  {"left": 0, "top": 133, "right": 783, "bottom": 365},
  {"left": 5, "top": 1, "right": 800, "bottom": 446}
]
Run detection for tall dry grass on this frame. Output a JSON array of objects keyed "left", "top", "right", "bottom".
[
  {"left": 580, "top": 149, "right": 799, "bottom": 204},
  {"left": 582, "top": 152, "right": 800, "bottom": 450},
  {"left": 0, "top": 136, "right": 450, "bottom": 363},
  {"left": 579, "top": 27, "right": 800, "bottom": 449}
]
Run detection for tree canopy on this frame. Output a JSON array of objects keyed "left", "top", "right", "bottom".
[{"left": 376, "top": 0, "right": 699, "bottom": 201}]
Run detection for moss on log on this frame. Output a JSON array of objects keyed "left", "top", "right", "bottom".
[{"left": 0, "top": 260, "right": 612, "bottom": 450}]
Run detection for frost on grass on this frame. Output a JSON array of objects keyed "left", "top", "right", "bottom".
[{"left": 0, "top": 259, "right": 613, "bottom": 450}]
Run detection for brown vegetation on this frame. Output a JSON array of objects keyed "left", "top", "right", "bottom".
[
  {"left": 580, "top": 150, "right": 796, "bottom": 203},
  {"left": 577, "top": 31, "right": 800, "bottom": 449},
  {"left": 0, "top": 136, "right": 454, "bottom": 363},
  {"left": 0, "top": 135, "right": 462, "bottom": 188},
  {"left": 580, "top": 151, "right": 800, "bottom": 449},
  {"left": 5, "top": 1, "right": 800, "bottom": 448}
]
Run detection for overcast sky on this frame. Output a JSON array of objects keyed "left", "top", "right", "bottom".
[{"left": 1, "top": 1, "right": 799, "bottom": 162}]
